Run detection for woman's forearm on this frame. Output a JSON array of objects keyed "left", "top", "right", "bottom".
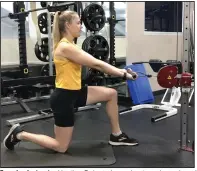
[{"left": 94, "top": 60, "right": 125, "bottom": 77}]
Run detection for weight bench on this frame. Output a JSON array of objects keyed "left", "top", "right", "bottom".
[
  {"left": 2, "top": 85, "right": 34, "bottom": 113},
  {"left": 2, "top": 84, "right": 54, "bottom": 111},
  {"left": 2, "top": 83, "right": 53, "bottom": 104},
  {"left": 6, "top": 103, "right": 101, "bottom": 126},
  {"left": 31, "top": 83, "right": 54, "bottom": 97}
]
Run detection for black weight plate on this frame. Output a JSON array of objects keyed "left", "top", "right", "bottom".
[
  {"left": 40, "top": 2, "right": 47, "bottom": 7},
  {"left": 83, "top": 36, "right": 98, "bottom": 58},
  {"left": 82, "top": 36, "right": 92, "bottom": 51},
  {"left": 34, "top": 37, "right": 49, "bottom": 62},
  {"left": 86, "top": 68, "right": 103, "bottom": 86},
  {"left": 41, "top": 64, "right": 56, "bottom": 76},
  {"left": 82, "top": 36, "right": 92, "bottom": 54},
  {"left": 82, "top": 35, "right": 109, "bottom": 61},
  {"left": 38, "top": 12, "right": 54, "bottom": 34},
  {"left": 82, "top": 4, "right": 106, "bottom": 32},
  {"left": 84, "top": 5, "right": 105, "bottom": 31}
]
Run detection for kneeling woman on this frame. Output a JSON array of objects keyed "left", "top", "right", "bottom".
[{"left": 4, "top": 10, "right": 139, "bottom": 153}]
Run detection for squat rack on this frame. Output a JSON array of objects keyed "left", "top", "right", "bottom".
[{"left": 4, "top": 2, "right": 101, "bottom": 126}]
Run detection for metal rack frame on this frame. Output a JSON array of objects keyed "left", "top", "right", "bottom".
[
  {"left": 4, "top": 3, "right": 101, "bottom": 126},
  {"left": 180, "top": 2, "right": 193, "bottom": 151}
]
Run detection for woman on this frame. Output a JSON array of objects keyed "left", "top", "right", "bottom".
[{"left": 3, "top": 11, "right": 139, "bottom": 153}]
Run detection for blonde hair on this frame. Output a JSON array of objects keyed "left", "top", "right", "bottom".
[{"left": 52, "top": 10, "right": 78, "bottom": 50}]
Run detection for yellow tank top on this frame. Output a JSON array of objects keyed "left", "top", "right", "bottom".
[{"left": 54, "top": 38, "right": 81, "bottom": 90}]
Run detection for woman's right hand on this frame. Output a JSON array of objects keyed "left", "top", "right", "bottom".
[{"left": 126, "top": 68, "right": 138, "bottom": 80}]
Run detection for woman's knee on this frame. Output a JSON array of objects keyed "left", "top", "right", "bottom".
[
  {"left": 53, "top": 126, "right": 73, "bottom": 153},
  {"left": 55, "top": 143, "right": 69, "bottom": 153},
  {"left": 108, "top": 88, "right": 118, "bottom": 100}
]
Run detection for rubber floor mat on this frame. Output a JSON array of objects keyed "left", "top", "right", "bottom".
[{"left": 1, "top": 140, "right": 116, "bottom": 167}]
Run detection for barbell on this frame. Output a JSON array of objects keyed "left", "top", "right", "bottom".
[{"left": 1, "top": 2, "right": 78, "bottom": 19}]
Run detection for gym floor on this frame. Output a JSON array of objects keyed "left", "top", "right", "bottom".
[{"left": 1, "top": 94, "right": 194, "bottom": 168}]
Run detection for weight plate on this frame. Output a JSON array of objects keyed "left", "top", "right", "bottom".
[
  {"left": 34, "top": 37, "right": 50, "bottom": 62},
  {"left": 82, "top": 35, "right": 109, "bottom": 61},
  {"left": 40, "top": 2, "right": 47, "bottom": 7},
  {"left": 85, "top": 68, "right": 104, "bottom": 86},
  {"left": 38, "top": 12, "right": 54, "bottom": 34},
  {"left": 82, "top": 3, "right": 106, "bottom": 32},
  {"left": 41, "top": 63, "right": 56, "bottom": 76}
]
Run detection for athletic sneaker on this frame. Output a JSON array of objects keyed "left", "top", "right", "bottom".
[
  {"left": 3, "top": 124, "right": 23, "bottom": 150},
  {"left": 109, "top": 132, "right": 139, "bottom": 146}
]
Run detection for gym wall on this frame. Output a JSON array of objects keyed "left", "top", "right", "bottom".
[{"left": 126, "top": 2, "right": 184, "bottom": 92}]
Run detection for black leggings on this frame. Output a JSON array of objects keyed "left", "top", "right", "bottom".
[{"left": 50, "top": 86, "right": 88, "bottom": 127}]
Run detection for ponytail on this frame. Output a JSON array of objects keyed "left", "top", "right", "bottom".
[
  {"left": 52, "top": 12, "right": 61, "bottom": 50},
  {"left": 52, "top": 10, "right": 79, "bottom": 51}
]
